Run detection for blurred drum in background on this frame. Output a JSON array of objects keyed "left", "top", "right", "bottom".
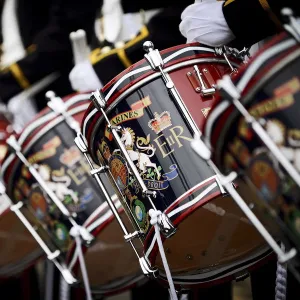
[
  {"left": 1, "top": 93, "right": 143, "bottom": 295},
  {"left": 204, "top": 33, "right": 300, "bottom": 281},
  {"left": 82, "top": 42, "right": 273, "bottom": 288}
]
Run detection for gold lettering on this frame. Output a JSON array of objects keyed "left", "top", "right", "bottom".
[
  {"left": 153, "top": 134, "right": 174, "bottom": 158},
  {"left": 166, "top": 135, "right": 175, "bottom": 146},
  {"left": 67, "top": 167, "right": 87, "bottom": 185},
  {"left": 169, "top": 126, "right": 192, "bottom": 148}
]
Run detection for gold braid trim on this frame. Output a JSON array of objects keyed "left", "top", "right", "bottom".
[
  {"left": 258, "top": 0, "right": 282, "bottom": 28},
  {"left": 9, "top": 63, "right": 30, "bottom": 89},
  {"left": 90, "top": 26, "right": 149, "bottom": 66}
]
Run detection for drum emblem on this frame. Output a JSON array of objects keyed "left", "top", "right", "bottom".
[
  {"left": 36, "top": 164, "right": 79, "bottom": 204},
  {"left": 52, "top": 221, "right": 69, "bottom": 248},
  {"left": 109, "top": 154, "right": 129, "bottom": 190},
  {"left": 120, "top": 127, "right": 162, "bottom": 179},
  {"left": 148, "top": 111, "right": 172, "bottom": 134}
]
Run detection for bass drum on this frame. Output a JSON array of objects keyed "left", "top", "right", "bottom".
[
  {"left": 204, "top": 33, "right": 300, "bottom": 281},
  {"left": 82, "top": 43, "right": 272, "bottom": 287},
  {"left": 1, "top": 93, "right": 142, "bottom": 294}
]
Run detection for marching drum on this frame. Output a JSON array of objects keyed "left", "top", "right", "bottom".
[
  {"left": 82, "top": 42, "right": 272, "bottom": 287},
  {"left": 0, "top": 93, "right": 142, "bottom": 294},
  {"left": 204, "top": 33, "right": 300, "bottom": 281}
]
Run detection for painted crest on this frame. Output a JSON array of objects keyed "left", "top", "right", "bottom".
[{"left": 148, "top": 111, "right": 172, "bottom": 134}]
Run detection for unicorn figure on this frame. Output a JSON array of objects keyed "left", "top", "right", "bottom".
[
  {"left": 36, "top": 164, "right": 79, "bottom": 203},
  {"left": 120, "top": 127, "right": 161, "bottom": 179}
]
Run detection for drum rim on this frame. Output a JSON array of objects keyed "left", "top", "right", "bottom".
[
  {"left": 66, "top": 197, "right": 144, "bottom": 293},
  {"left": 83, "top": 57, "right": 240, "bottom": 164},
  {"left": 204, "top": 37, "right": 299, "bottom": 165}
]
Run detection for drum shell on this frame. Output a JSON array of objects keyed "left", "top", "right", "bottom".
[{"left": 83, "top": 44, "right": 272, "bottom": 286}]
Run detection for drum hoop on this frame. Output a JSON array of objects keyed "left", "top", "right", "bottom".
[
  {"left": 67, "top": 196, "right": 121, "bottom": 269},
  {"left": 84, "top": 57, "right": 239, "bottom": 163},
  {"left": 204, "top": 38, "right": 297, "bottom": 147},
  {"left": 158, "top": 246, "right": 272, "bottom": 284},
  {"left": 206, "top": 48, "right": 300, "bottom": 167},
  {"left": 101, "top": 45, "right": 215, "bottom": 96},
  {"left": 2, "top": 103, "right": 89, "bottom": 192}
]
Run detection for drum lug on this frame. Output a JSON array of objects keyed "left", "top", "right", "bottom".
[
  {"left": 90, "top": 165, "right": 109, "bottom": 176},
  {"left": 91, "top": 89, "right": 106, "bottom": 109},
  {"left": 215, "top": 47, "right": 238, "bottom": 73},
  {"left": 157, "top": 213, "right": 176, "bottom": 238},
  {"left": 193, "top": 65, "right": 215, "bottom": 96},
  {"left": 124, "top": 230, "right": 143, "bottom": 242},
  {"left": 46, "top": 91, "right": 81, "bottom": 133},
  {"left": 143, "top": 41, "right": 164, "bottom": 70},
  {"left": 143, "top": 190, "right": 157, "bottom": 198},
  {"left": 139, "top": 257, "right": 158, "bottom": 277}
]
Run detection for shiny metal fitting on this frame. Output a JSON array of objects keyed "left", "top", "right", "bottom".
[
  {"left": 158, "top": 213, "right": 176, "bottom": 238},
  {"left": 91, "top": 89, "right": 106, "bottom": 110},
  {"left": 139, "top": 257, "right": 158, "bottom": 277},
  {"left": 143, "top": 41, "right": 164, "bottom": 70}
]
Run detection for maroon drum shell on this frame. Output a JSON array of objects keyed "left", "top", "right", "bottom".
[{"left": 82, "top": 43, "right": 272, "bottom": 287}]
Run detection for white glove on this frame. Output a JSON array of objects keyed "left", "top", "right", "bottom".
[
  {"left": 179, "top": 0, "right": 235, "bottom": 47},
  {"left": 69, "top": 60, "right": 103, "bottom": 93}
]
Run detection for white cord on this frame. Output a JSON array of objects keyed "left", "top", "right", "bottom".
[
  {"left": 275, "top": 244, "right": 288, "bottom": 300},
  {"left": 74, "top": 234, "right": 93, "bottom": 300},
  {"left": 59, "top": 275, "right": 70, "bottom": 300},
  {"left": 149, "top": 209, "right": 178, "bottom": 300}
]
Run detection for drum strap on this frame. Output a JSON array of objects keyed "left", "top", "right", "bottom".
[
  {"left": 149, "top": 209, "right": 178, "bottom": 300},
  {"left": 275, "top": 244, "right": 288, "bottom": 300}
]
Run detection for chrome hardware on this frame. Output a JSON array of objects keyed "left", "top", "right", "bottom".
[
  {"left": 282, "top": 8, "right": 300, "bottom": 43},
  {"left": 215, "top": 47, "right": 237, "bottom": 73},
  {"left": 217, "top": 75, "right": 300, "bottom": 189},
  {"left": 143, "top": 41, "right": 164, "bottom": 70},
  {"left": 224, "top": 46, "right": 250, "bottom": 61},
  {"left": 46, "top": 91, "right": 81, "bottom": 133},
  {"left": 139, "top": 257, "right": 158, "bottom": 277},
  {"left": 124, "top": 230, "right": 143, "bottom": 242},
  {"left": 90, "top": 166, "right": 109, "bottom": 176},
  {"left": 190, "top": 135, "right": 297, "bottom": 263},
  {"left": 91, "top": 89, "right": 106, "bottom": 110},
  {"left": 74, "top": 133, "right": 158, "bottom": 277},
  {"left": 157, "top": 213, "right": 176, "bottom": 238},
  {"left": 6, "top": 135, "right": 94, "bottom": 245},
  {"left": 193, "top": 65, "right": 215, "bottom": 96},
  {"left": 143, "top": 190, "right": 157, "bottom": 198},
  {"left": 143, "top": 41, "right": 200, "bottom": 136}
]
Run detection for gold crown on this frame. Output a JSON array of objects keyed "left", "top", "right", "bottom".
[
  {"left": 148, "top": 111, "right": 172, "bottom": 134},
  {"left": 59, "top": 146, "right": 81, "bottom": 167}
]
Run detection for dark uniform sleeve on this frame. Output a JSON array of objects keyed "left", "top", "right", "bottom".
[
  {"left": 0, "top": 0, "right": 100, "bottom": 103},
  {"left": 91, "top": 3, "right": 193, "bottom": 85},
  {"left": 223, "top": 0, "right": 300, "bottom": 48}
]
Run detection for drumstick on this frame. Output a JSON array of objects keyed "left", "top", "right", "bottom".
[{"left": 69, "top": 29, "right": 89, "bottom": 65}]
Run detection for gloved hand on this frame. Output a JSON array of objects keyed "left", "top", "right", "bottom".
[
  {"left": 179, "top": 0, "right": 235, "bottom": 47},
  {"left": 69, "top": 60, "right": 103, "bottom": 93}
]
